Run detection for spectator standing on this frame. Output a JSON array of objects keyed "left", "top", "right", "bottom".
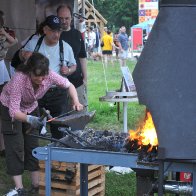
[
  {"left": 57, "top": 4, "right": 88, "bottom": 113},
  {"left": 91, "top": 27, "right": 102, "bottom": 61},
  {"left": 23, "top": 15, "right": 77, "bottom": 139},
  {"left": 113, "top": 32, "right": 120, "bottom": 60},
  {"left": 0, "top": 10, "right": 18, "bottom": 157},
  {"left": 101, "top": 29, "right": 118, "bottom": 66},
  {"left": 87, "top": 26, "right": 96, "bottom": 59},
  {"left": 118, "top": 26, "right": 129, "bottom": 66},
  {"left": 0, "top": 52, "right": 83, "bottom": 196}
]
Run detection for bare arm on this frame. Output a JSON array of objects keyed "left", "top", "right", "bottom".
[
  {"left": 112, "top": 42, "right": 119, "bottom": 49},
  {"left": 14, "top": 111, "right": 28, "bottom": 122},
  {"left": 0, "top": 28, "right": 18, "bottom": 47},
  {"left": 79, "top": 57, "right": 87, "bottom": 85}
]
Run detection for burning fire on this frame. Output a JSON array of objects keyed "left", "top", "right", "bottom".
[{"left": 129, "top": 111, "right": 158, "bottom": 151}]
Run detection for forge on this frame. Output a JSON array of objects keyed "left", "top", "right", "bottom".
[
  {"left": 33, "top": 110, "right": 195, "bottom": 196},
  {"left": 32, "top": 1, "right": 196, "bottom": 195}
]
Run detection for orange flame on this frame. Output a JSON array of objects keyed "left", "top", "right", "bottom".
[{"left": 129, "top": 112, "right": 158, "bottom": 148}]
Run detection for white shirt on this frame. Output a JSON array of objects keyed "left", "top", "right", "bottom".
[
  {"left": 24, "top": 37, "right": 76, "bottom": 75},
  {"left": 88, "top": 31, "right": 96, "bottom": 46},
  {"left": 0, "top": 60, "right": 10, "bottom": 85}
]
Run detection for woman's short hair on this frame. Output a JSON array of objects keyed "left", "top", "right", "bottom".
[{"left": 17, "top": 52, "right": 49, "bottom": 76}]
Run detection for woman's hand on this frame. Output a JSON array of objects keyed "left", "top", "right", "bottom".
[{"left": 72, "top": 102, "right": 84, "bottom": 111}]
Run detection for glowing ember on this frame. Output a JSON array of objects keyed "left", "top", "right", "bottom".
[{"left": 129, "top": 111, "right": 158, "bottom": 148}]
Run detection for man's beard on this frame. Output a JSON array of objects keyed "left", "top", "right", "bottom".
[{"left": 61, "top": 23, "right": 69, "bottom": 31}]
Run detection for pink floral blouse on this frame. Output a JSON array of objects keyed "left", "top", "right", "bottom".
[{"left": 0, "top": 70, "right": 71, "bottom": 117}]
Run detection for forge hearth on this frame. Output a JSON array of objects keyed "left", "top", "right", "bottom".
[
  {"left": 56, "top": 129, "right": 129, "bottom": 151},
  {"left": 55, "top": 128, "right": 158, "bottom": 163}
]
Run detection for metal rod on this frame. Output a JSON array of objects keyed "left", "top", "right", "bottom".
[
  {"left": 28, "top": 133, "right": 71, "bottom": 147},
  {"left": 153, "top": 181, "right": 192, "bottom": 195},
  {"left": 163, "top": 181, "right": 192, "bottom": 195},
  {"left": 47, "top": 105, "right": 88, "bottom": 122},
  {"left": 47, "top": 109, "right": 75, "bottom": 122},
  {"left": 59, "top": 128, "right": 93, "bottom": 147}
]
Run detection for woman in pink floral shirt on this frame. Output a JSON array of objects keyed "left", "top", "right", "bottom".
[{"left": 0, "top": 52, "right": 83, "bottom": 195}]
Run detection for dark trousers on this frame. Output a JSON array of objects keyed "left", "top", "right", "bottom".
[
  {"left": 38, "top": 87, "right": 68, "bottom": 139},
  {"left": 1, "top": 106, "right": 39, "bottom": 175}
]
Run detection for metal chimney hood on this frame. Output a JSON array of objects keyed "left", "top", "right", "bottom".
[{"left": 133, "top": 0, "right": 196, "bottom": 159}]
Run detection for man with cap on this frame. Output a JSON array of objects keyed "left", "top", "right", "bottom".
[{"left": 23, "top": 15, "right": 77, "bottom": 139}]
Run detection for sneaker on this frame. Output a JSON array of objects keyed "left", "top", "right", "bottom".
[
  {"left": 28, "top": 185, "right": 39, "bottom": 195},
  {"left": 5, "top": 188, "right": 27, "bottom": 196}
]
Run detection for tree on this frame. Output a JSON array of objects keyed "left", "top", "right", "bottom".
[{"left": 93, "top": 0, "right": 138, "bottom": 33}]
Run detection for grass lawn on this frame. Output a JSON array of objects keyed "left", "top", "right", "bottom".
[
  {"left": 87, "top": 59, "right": 146, "bottom": 131},
  {"left": 0, "top": 59, "right": 146, "bottom": 195}
]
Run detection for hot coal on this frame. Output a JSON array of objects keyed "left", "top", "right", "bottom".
[
  {"left": 123, "top": 138, "right": 158, "bottom": 162},
  {"left": 56, "top": 128, "right": 129, "bottom": 152},
  {"left": 74, "top": 129, "right": 129, "bottom": 152},
  {"left": 55, "top": 128, "right": 158, "bottom": 162}
]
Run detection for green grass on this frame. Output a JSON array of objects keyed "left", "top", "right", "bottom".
[
  {"left": 106, "top": 171, "right": 136, "bottom": 196},
  {"left": 0, "top": 59, "right": 146, "bottom": 195},
  {"left": 87, "top": 59, "right": 146, "bottom": 131}
]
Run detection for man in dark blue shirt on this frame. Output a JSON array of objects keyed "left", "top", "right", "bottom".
[{"left": 118, "top": 26, "right": 129, "bottom": 66}]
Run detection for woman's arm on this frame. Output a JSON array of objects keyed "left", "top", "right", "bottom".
[
  {"left": 14, "top": 111, "right": 28, "bottom": 122},
  {"left": 0, "top": 28, "right": 18, "bottom": 47},
  {"left": 67, "top": 83, "right": 84, "bottom": 111}
]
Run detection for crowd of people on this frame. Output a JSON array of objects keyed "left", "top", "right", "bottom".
[
  {"left": 0, "top": 4, "right": 130, "bottom": 196},
  {"left": 85, "top": 25, "right": 130, "bottom": 66}
]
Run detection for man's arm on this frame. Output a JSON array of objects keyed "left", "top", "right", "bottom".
[
  {"left": 79, "top": 57, "right": 87, "bottom": 85},
  {"left": 60, "top": 42, "right": 77, "bottom": 76}
]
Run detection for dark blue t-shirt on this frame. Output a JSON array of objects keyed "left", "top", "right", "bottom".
[{"left": 118, "top": 33, "right": 129, "bottom": 50}]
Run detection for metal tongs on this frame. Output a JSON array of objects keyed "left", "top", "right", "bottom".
[
  {"left": 58, "top": 127, "right": 105, "bottom": 150},
  {"left": 58, "top": 127, "right": 92, "bottom": 147}
]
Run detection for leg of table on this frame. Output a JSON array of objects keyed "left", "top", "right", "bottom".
[
  {"left": 80, "top": 163, "right": 88, "bottom": 196},
  {"left": 123, "top": 102, "right": 128, "bottom": 133},
  {"left": 45, "top": 147, "right": 51, "bottom": 196}
]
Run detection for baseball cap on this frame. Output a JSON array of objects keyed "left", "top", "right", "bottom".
[{"left": 44, "top": 15, "right": 61, "bottom": 30}]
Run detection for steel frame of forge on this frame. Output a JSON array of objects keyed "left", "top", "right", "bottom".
[{"left": 33, "top": 145, "right": 196, "bottom": 196}]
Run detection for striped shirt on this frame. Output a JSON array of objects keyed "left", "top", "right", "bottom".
[{"left": 0, "top": 70, "right": 71, "bottom": 118}]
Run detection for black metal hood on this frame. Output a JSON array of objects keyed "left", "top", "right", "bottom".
[{"left": 133, "top": 0, "right": 196, "bottom": 159}]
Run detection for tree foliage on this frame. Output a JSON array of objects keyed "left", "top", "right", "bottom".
[{"left": 92, "top": 0, "right": 138, "bottom": 33}]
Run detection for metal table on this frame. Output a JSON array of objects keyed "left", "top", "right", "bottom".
[
  {"left": 33, "top": 144, "right": 196, "bottom": 196},
  {"left": 99, "top": 91, "right": 138, "bottom": 133}
]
